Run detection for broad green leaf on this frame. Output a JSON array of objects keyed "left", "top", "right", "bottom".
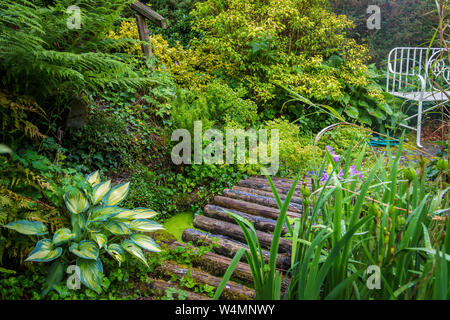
[
  {"left": 130, "top": 234, "right": 161, "bottom": 252},
  {"left": 0, "top": 144, "right": 12, "bottom": 154},
  {"left": 89, "top": 206, "right": 123, "bottom": 223},
  {"left": 130, "top": 208, "right": 159, "bottom": 220},
  {"left": 86, "top": 171, "right": 100, "bottom": 187},
  {"left": 3, "top": 220, "right": 47, "bottom": 236},
  {"left": 25, "top": 239, "right": 62, "bottom": 262},
  {"left": 121, "top": 240, "right": 148, "bottom": 266},
  {"left": 42, "top": 260, "right": 65, "bottom": 296},
  {"left": 91, "top": 232, "right": 107, "bottom": 248},
  {"left": 64, "top": 189, "right": 89, "bottom": 214},
  {"left": 344, "top": 105, "right": 359, "bottom": 119},
  {"left": 106, "top": 243, "right": 125, "bottom": 265},
  {"left": 112, "top": 210, "right": 136, "bottom": 220},
  {"left": 69, "top": 240, "right": 99, "bottom": 260},
  {"left": 104, "top": 220, "right": 130, "bottom": 235},
  {"left": 77, "top": 258, "right": 103, "bottom": 293},
  {"left": 52, "top": 228, "right": 75, "bottom": 246},
  {"left": 129, "top": 219, "right": 163, "bottom": 233},
  {"left": 92, "top": 180, "right": 111, "bottom": 205},
  {"left": 71, "top": 213, "right": 85, "bottom": 239},
  {"left": 102, "top": 182, "right": 130, "bottom": 206}
]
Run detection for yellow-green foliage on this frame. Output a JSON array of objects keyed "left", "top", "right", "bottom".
[
  {"left": 190, "top": 0, "right": 370, "bottom": 103},
  {"left": 264, "top": 118, "right": 320, "bottom": 175}
]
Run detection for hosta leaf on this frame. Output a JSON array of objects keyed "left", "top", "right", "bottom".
[
  {"left": 91, "top": 232, "right": 107, "bottom": 248},
  {"left": 86, "top": 171, "right": 100, "bottom": 187},
  {"left": 71, "top": 213, "right": 86, "bottom": 239},
  {"left": 130, "top": 208, "right": 159, "bottom": 220},
  {"left": 4, "top": 220, "right": 47, "bottom": 235},
  {"left": 77, "top": 258, "right": 103, "bottom": 293},
  {"left": 52, "top": 228, "right": 75, "bottom": 246},
  {"left": 90, "top": 206, "right": 123, "bottom": 223},
  {"left": 104, "top": 220, "right": 130, "bottom": 235},
  {"left": 121, "top": 240, "right": 148, "bottom": 267},
  {"left": 112, "top": 210, "right": 136, "bottom": 220},
  {"left": 106, "top": 243, "right": 125, "bottom": 265},
  {"left": 92, "top": 180, "right": 111, "bottom": 205},
  {"left": 64, "top": 189, "right": 89, "bottom": 214},
  {"left": 102, "top": 182, "right": 130, "bottom": 206},
  {"left": 129, "top": 219, "right": 163, "bottom": 233},
  {"left": 26, "top": 239, "right": 62, "bottom": 262},
  {"left": 69, "top": 240, "right": 99, "bottom": 260},
  {"left": 130, "top": 234, "right": 160, "bottom": 252}
]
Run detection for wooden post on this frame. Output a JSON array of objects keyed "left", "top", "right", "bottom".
[
  {"left": 135, "top": 13, "right": 152, "bottom": 60},
  {"left": 131, "top": 1, "right": 167, "bottom": 63}
]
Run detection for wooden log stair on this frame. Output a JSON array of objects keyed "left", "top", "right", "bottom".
[{"left": 152, "top": 176, "right": 309, "bottom": 300}]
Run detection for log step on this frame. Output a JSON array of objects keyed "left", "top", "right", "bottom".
[
  {"left": 214, "top": 196, "right": 301, "bottom": 220},
  {"left": 237, "top": 179, "right": 303, "bottom": 197},
  {"left": 222, "top": 188, "right": 302, "bottom": 213},
  {"left": 156, "top": 261, "right": 255, "bottom": 300},
  {"left": 145, "top": 278, "right": 211, "bottom": 300},
  {"left": 203, "top": 204, "right": 289, "bottom": 235},
  {"left": 168, "top": 241, "right": 253, "bottom": 285},
  {"left": 182, "top": 228, "right": 290, "bottom": 271},
  {"left": 193, "top": 215, "right": 292, "bottom": 253},
  {"left": 231, "top": 186, "right": 303, "bottom": 204}
]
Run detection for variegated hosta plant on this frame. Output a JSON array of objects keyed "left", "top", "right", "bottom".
[{"left": 3, "top": 171, "right": 163, "bottom": 294}]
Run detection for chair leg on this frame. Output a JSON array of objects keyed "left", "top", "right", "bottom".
[{"left": 416, "top": 100, "right": 423, "bottom": 148}]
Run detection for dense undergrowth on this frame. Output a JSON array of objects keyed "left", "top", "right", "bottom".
[{"left": 0, "top": 0, "right": 448, "bottom": 300}]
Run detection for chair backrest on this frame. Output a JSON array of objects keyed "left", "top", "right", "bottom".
[{"left": 386, "top": 47, "right": 449, "bottom": 96}]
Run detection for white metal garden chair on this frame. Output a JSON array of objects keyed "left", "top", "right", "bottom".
[{"left": 386, "top": 47, "right": 449, "bottom": 147}]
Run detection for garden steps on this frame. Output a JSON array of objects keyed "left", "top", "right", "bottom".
[{"left": 155, "top": 176, "right": 307, "bottom": 300}]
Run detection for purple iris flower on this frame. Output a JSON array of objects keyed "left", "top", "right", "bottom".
[{"left": 349, "top": 165, "right": 363, "bottom": 179}]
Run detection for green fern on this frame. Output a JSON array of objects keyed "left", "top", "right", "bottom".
[{"left": 0, "top": 0, "right": 153, "bottom": 99}]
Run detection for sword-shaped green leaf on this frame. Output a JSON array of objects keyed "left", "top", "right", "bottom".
[
  {"left": 64, "top": 189, "right": 89, "bottom": 214},
  {"left": 106, "top": 243, "right": 125, "bottom": 265},
  {"left": 91, "top": 232, "right": 107, "bottom": 248},
  {"left": 26, "top": 239, "right": 62, "bottom": 262},
  {"left": 69, "top": 240, "right": 99, "bottom": 260},
  {"left": 92, "top": 180, "right": 111, "bottom": 205},
  {"left": 3, "top": 220, "right": 47, "bottom": 236},
  {"left": 77, "top": 258, "right": 103, "bottom": 293},
  {"left": 130, "top": 233, "right": 161, "bottom": 252},
  {"left": 85, "top": 171, "right": 100, "bottom": 187},
  {"left": 104, "top": 220, "right": 130, "bottom": 235},
  {"left": 52, "top": 228, "right": 75, "bottom": 246},
  {"left": 102, "top": 182, "right": 130, "bottom": 206},
  {"left": 129, "top": 219, "right": 163, "bottom": 233},
  {"left": 122, "top": 240, "right": 148, "bottom": 266}
]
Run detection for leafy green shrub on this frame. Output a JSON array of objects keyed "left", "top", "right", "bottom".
[
  {"left": 190, "top": 0, "right": 370, "bottom": 106},
  {"left": 171, "top": 80, "right": 259, "bottom": 132},
  {"left": 3, "top": 171, "right": 163, "bottom": 295}
]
